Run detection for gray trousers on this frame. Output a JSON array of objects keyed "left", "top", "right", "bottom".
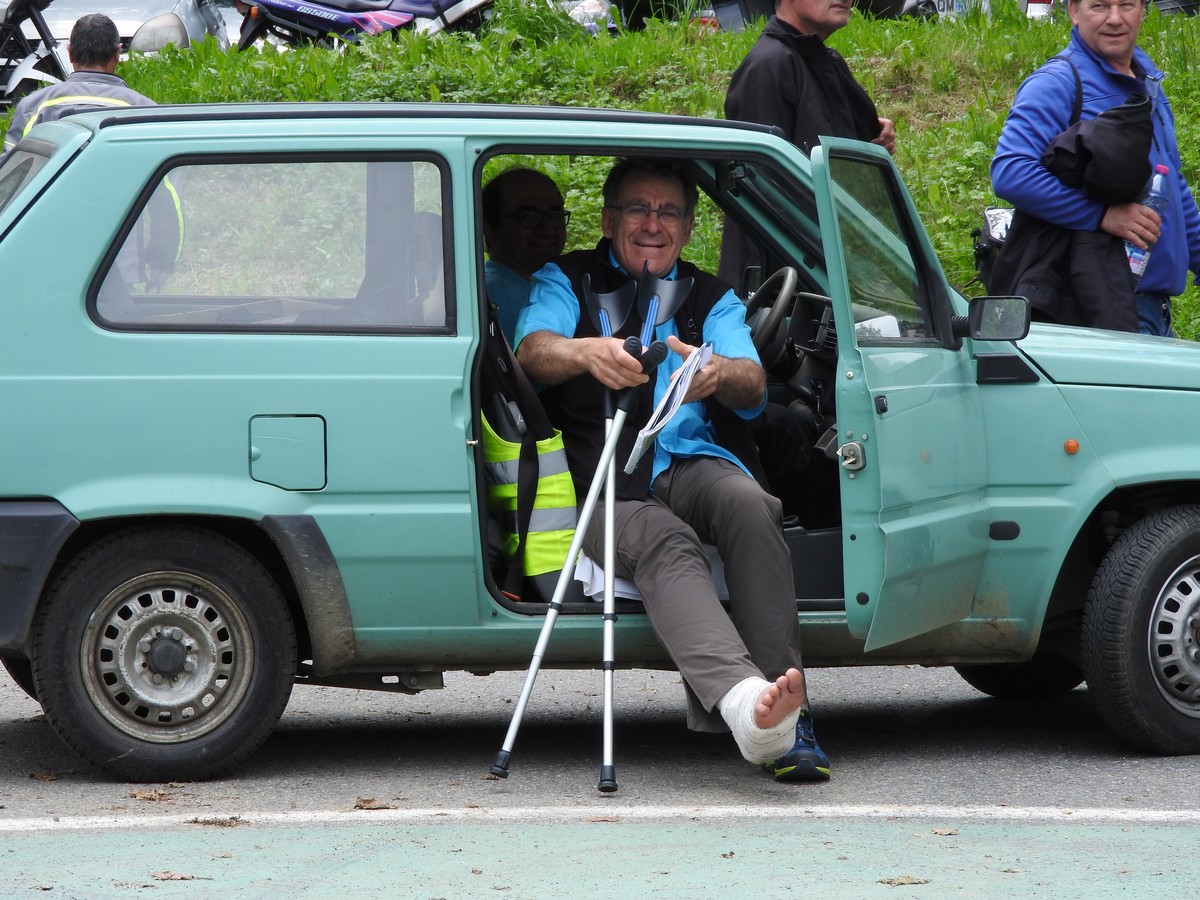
[{"left": 581, "top": 456, "right": 803, "bottom": 732}]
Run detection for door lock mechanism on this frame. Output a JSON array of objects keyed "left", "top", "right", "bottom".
[{"left": 838, "top": 441, "right": 866, "bottom": 472}]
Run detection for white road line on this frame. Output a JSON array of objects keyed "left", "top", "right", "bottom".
[{"left": 3, "top": 804, "right": 1199, "bottom": 833}]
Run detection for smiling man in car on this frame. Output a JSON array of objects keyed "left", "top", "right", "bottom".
[{"left": 515, "top": 156, "right": 831, "bottom": 783}]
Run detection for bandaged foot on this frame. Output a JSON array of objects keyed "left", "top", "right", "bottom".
[{"left": 716, "top": 669, "right": 807, "bottom": 765}]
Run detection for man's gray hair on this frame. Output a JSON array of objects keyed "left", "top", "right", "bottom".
[{"left": 69, "top": 14, "right": 121, "bottom": 69}]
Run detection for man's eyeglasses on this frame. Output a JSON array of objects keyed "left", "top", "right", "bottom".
[
  {"left": 605, "top": 202, "right": 690, "bottom": 226},
  {"left": 502, "top": 208, "right": 571, "bottom": 229}
]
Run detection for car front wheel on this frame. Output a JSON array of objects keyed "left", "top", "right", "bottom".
[
  {"left": 1082, "top": 506, "right": 1200, "bottom": 754},
  {"left": 31, "top": 526, "right": 296, "bottom": 781}
]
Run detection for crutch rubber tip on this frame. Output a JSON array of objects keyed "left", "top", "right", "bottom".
[
  {"left": 597, "top": 766, "right": 618, "bottom": 793},
  {"left": 489, "top": 751, "right": 512, "bottom": 778}
]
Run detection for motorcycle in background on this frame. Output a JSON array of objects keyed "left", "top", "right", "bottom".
[
  {"left": 237, "top": 0, "right": 500, "bottom": 48},
  {"left": 235, "top": 0, "right": 614, "bottom": 49},
  {"left": 0, "top": 0, "right": 70, "bottom": 103}
]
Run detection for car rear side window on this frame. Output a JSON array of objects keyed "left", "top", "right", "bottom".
[
  {"left": 94, "top": 157, "right": 451, "bottom": 333},
  {"left": 0, "top": 150, "right": 49, "bottom": 218}
]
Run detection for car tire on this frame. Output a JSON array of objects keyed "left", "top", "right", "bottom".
[
  {"left": 1082, "top": 506, "right": 1200, "bottom": 754},
  {"left": 31, "top": 526, "right": 297, "bottom": 781},
  {"left": 2, "top": 657, "right": 38, "bottom": 701},
  {"left": 954, "top": 652, "right": 1084, "bottom": 700}
]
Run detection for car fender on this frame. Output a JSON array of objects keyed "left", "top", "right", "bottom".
[
  {"left": 0, "top": 489, "right": 355, "bottom": 675},
  {"left": 0, "top": 500, "right": 78, "bottom": 653}
]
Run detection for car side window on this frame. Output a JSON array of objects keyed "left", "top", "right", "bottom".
[{"left": 95, "top": 157, "right": 451, "bottom": 333}]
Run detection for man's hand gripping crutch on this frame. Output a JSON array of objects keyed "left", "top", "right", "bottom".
[
  {"left": 489, "top": 271, "right": 667, "bottom": 791},
  {"left": 489, "top": 264, "right": 696, "bottom": 792}
]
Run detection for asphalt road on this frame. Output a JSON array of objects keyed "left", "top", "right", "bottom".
[{"left": 2, "top": 663, "right": 1198, "bottom": 897}]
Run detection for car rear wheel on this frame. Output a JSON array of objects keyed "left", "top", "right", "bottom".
[
  {"left": 954, "top": 652, "right": 1084, "bottom": 700},
  {"left": 1082, "top": 506, "right": 1200, "bottom": 754},
  {"left": 31, "top": 526, "right": 296, "bottom": 781}
]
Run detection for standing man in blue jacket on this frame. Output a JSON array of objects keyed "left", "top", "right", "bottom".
[{"left": 991, "top": 0, "right": 1200, "bottom": 336}]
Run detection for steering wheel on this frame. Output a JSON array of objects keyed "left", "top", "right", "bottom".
[{"left": 744, "top": 266, "right": 799, "bottom": 354}]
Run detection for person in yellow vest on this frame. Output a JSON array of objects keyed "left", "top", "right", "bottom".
[
  {"left": 4, "top": 14, "right": 155, "bottom": 151},
  {"left": 481, "top": 168, "right": 577, "bottom": 601}
]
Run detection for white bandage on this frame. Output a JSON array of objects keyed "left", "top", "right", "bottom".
[{"left": 716, "top": 676, "right": 800, "bottom": 765}]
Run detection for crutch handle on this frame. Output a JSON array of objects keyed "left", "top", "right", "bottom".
[
  {"left": 615, "top": 336, "right": 669, "bottom": 413},
  {"left": 641, "top": 339, "right": 668, "bottom": 372}
]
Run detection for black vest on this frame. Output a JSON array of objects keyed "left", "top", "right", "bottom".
[{"left": 544, "top": 240, "right": 767, "bottom": 500}]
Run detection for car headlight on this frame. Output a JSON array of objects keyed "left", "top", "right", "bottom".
[{"left": 129, "top": 14, "right": 191, "bottom": 53}]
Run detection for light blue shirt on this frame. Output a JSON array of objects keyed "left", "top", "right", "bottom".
[
  {"left": 484, "top": 259, "right": 532, "bottom": 347},
  {"left": 516, "top": 251, "right": 765, "bottom": 484}
]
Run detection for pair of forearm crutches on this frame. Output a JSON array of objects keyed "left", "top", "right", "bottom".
[{"left": 490, "top": 268, "right": 691, "bottom": 792}]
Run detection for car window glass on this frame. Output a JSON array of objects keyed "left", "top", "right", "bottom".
[
  {"left": 827, "top": 155, "right": 933, "bottom": 343},
  {"left": 95, "top": 158, "right": 449, "bottom": 332},
  {"left": 0, "top": 151, "right": 48, "bottom": 217},
  {"left": 719, "top": 158, "right": 822, "bottom": 257}
]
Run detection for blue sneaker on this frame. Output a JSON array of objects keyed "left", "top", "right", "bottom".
[{"left": 764, "top": 712, "right": 830, "bottom": 782}]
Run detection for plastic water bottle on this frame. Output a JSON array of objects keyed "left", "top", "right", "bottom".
[{"left": 1126, "top": 164, "right": 1171, "bottom": 282}]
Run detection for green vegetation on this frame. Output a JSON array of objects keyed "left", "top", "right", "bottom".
[{"left": 10, "top": 0, "right": 1200, "bottom": 334}]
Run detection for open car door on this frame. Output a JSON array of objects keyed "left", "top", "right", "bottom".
[{"left": 810, "top": 138, "right": 992, "bottom": 651}]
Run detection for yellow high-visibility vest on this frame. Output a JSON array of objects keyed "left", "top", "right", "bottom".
[{"left": 482, "top": 413, "right": 577, "bottom": 584}]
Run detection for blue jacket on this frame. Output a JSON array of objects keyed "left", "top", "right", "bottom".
[{"left": 992, "top": 29, "right": 1200, "bottom": 296}]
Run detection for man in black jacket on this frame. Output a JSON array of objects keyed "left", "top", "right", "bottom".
[
  {"left": 721, "top": 0, "right": 893, "bottom": 286},
  {"left": 720, "top": 0, "right": 885, "bottom": 527},
  {"left": 724, "top": 0, "right": 894, "bottom": 158}
]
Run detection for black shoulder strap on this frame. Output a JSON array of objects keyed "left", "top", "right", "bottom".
[
  {"left": 480, "top": 305, "right": 556, "bottom": 599},
  {"left": 1054, "top": 53, "right": 1084, "bottom": 126}
]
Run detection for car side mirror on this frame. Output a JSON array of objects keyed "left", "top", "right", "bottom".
[{"left": 953, "top": 295, "right": 1030, "bottom": 342}]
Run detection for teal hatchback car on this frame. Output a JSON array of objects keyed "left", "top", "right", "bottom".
[{"left": 1, "top": 104, "right": 1198, "bottom": 781}]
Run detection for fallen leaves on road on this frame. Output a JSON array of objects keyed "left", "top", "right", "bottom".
[
  {"left": 151, "top": 871, "right": 212, "bottom": 881},
  {"left": 130, "top": 788, "right": 172, "bottom": 802},
  {"left": 29, "top": 770, "right": 60, "bottom": 782},
  {"left": 189, "top": 816, "right": 243, "bottom": 827},
  {"left": 880, "top": 875, "right": 931, "bottom": 886},
  {"left": 353, "top": 796, "right": 396, "bottom": 810}
]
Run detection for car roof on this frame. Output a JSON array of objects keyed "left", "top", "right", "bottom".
[{"left": 66, "top": 101, "right": 785, "bottom": 139}]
